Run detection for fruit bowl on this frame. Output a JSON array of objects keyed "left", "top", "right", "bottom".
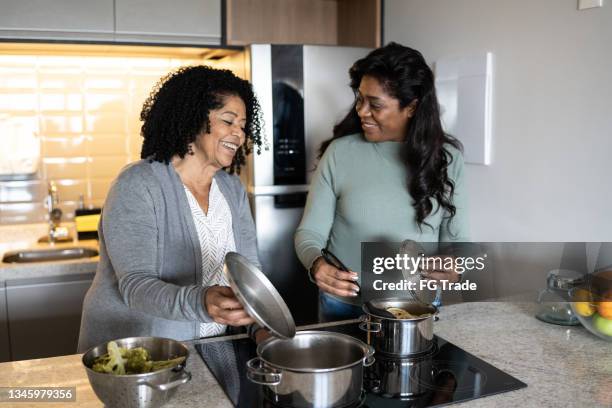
[{"left": 570, "top": 270, "right": 612, "bottom": 341}]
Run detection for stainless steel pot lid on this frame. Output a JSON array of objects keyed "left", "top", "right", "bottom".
[{"left": 223, "top": 252, "right": 296, "bottom": 339}]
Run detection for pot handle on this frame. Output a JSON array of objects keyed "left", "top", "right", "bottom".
[
  {"left": 363, "top": 345, "right": 376, "bottom": 367},
  {"left": 143, "top": 370, "right": 192, "bottom": 391},
  {"left": 246, "top": 357, "right": 282, "bottom": 386},
  {"left": 358, "top": 314, "right": 381, "bottom": 333}
]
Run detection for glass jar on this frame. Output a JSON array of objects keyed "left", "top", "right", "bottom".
[{"left": 535, "top": 269, "right": 585, "bottom": 326}]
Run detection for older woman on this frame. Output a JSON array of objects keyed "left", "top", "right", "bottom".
[
  {"left": 295, "top": 43, "right": 471, "bottom": 322},
  {"left": 78, "top": 66, "right": 264, "bottom": 351}
]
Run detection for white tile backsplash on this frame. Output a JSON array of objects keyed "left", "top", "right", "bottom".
[{"left": 0, "top": 52, "right": 207, "bottom": 224}]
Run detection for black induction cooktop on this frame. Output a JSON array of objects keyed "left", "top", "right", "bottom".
[{"left": 195, "top": 322, "right": 526, "bottom": 407}]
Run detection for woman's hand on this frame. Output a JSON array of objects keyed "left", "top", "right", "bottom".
[
  {"left": 420, "top": 256, "right": 462, "bottom": 283},
  {"left": 310, "top": 257, "right": 359, "bottom": 297},
  {"left": 253, "top": 328, "right": 272, "bottom": 344},
  {"left": 204, "top": 286, "right": 255, "bottom": 326}
]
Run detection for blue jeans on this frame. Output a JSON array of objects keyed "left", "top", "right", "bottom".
[{"left": 318, "top": 292, "right": 363, "bottom": 323}]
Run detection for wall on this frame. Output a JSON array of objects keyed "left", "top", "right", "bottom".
[
  {"left": 0, "top": 44, "right": 245, "bottom": 224},
  {"left": 384, "top": 0, "right": 612, "bottom": 242}
]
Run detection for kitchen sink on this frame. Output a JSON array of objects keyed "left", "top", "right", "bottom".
[{"left": 2, "top": 247, "right": 99, "bottom": 263}]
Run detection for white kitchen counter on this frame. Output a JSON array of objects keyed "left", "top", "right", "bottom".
[{"left": 0, "top": 302, "right": 609, "bottom": 407}]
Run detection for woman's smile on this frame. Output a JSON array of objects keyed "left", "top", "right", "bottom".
[
  {"left": 220, "top": 139, "right": 239, "bottom": 153},
  {"left": 361, "top": 121, "right": 378, "bottom": 129}
]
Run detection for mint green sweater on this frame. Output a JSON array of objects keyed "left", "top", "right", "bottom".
[{"left": 294, "top": 133, "right": 470, "bottom": 305}]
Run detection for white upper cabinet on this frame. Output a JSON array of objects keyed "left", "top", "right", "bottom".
[
  {"left": 0, "top": 0, "right": 221, "bottom": 45},
  {"left": 115, "top": 0, "right": 221, "bottom": 45},
  {"left": 0, "top": 0, "right": 114, "bottom": 41}
]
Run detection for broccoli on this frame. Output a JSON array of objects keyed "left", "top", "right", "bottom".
[
  {"left": 150, "top": 357, "right": 186, "bottom": 372},
  {"left": 91, "top": 342, "right": 186, "bottom": 375},
  {"left": 92, "top": 341, "right": 126, "bottom": 375},
  {"left": 124, "top": 347, "right": 151, "bottom": 374}
]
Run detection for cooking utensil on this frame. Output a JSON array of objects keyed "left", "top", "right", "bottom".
[
  {"left": 320, "top": 247, "right": 413, "bottom": 319},
  {"left": 398, "top": 239, "right": 433, "bottom": 304},
  {"left": 82, "top": 337, "right": 191, "bottom": 408},
  {"left": 246, "top": 330, "right": 375, "bottom": 408},
  {"left": 321, "top": 248, "right": 361, "bottom": 293},
  {"left": 363, "top": 300, "right": 400, "bottom": 319},
  {"left": 224, "top": 252, "right": 296, "bottom": 339},
  {"left": 359, "top": 297, "right": 437, "bottom": 357},
  {"left": 361, "top": 240, "right": 430, "bottom": 320}
]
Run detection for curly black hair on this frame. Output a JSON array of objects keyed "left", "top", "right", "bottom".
[
  {"left": 140, "top": 65, "right": 264, "bottom": 174},
  {"left": 320, "top": 43, "right": 463, "bottom": 232}
]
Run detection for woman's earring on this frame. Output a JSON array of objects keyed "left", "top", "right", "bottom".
[{"left": 187, "top": 144, "right": 195, "bottom": 155}]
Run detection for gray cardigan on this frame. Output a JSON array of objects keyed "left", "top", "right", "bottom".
[{"left": 77, "top": 160, "right": 260, "bottom": 352}]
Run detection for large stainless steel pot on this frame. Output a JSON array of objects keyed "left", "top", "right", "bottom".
[
  {"left": 246, "top": 331, "right": 375, "bottom": 408},
  {"left": 360, "top": 298, "right": 438, "bottom": 357},
  {"left": 82, "top": 337, "right": 191, "bottom": 408}
]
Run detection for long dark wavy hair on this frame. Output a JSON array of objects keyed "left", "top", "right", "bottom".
[
  {"left": 320, "top": 42, "right": 462, "bottom": 229},
  {"left": 140, "top": 65, "right": 264, "bottom": 174}
]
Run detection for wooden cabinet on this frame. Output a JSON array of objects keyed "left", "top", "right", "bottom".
[
  {"left": 0, "top": 283, "right": 9, "bottom": 362},
  {"left": 5, "top": 273, "right": 94, "bottom": 361},
  {"left": 226, "top": 0, "right": 380, "bottom": 47},
  {"left": 0, "top": 0, "right": 114, "bottom": 41},
  {"left": 337, "top": 0, "right": 381, "bottom": 48},
  {"left": 115, "top": 0, "right": 222, "bottom": 45}
]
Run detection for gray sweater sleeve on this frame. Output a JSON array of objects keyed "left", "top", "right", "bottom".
[
  {"left": 102, "top": 168, "right": 213, "bottom": 324},
  {"left": 237, "top": 183, "right": 262, "bottom": 271}
]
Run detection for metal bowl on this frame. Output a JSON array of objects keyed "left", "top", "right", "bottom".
[{"left": 82, "top": 337, "right": 191, "bottom": 408}]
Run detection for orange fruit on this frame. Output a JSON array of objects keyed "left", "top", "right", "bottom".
[{"left": 597, "top": 290, "right": 612, "bottom": 319}]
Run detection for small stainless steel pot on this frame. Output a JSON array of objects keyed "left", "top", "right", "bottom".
[
  {"left": 246, "top": 331, "right": 375, "bottom": 408},
  {"left": 82, "top": 337, "right": 191, "bottom": 408},
  {"left": 359, "top": 298, "right": 438, "bottom": 357}
]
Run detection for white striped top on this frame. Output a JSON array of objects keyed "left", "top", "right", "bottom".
[{"left": 183, "top": 179, "right": 236, "bottom": 338}]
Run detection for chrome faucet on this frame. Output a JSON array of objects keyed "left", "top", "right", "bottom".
[{"left": 39, "top": 181, "right": 72, "bottom": 243}]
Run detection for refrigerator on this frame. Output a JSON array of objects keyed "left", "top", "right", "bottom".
[{"left": 244, "top": 44, "right": 371, "bottom": 324}]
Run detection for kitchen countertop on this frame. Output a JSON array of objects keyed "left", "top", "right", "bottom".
[
  {"left": 0, "top": 223, "right": 98, "bottom": 282},
  {"left": 0, "top": 253, "right": 98, "bottom": 282},
  {"left": 0, "top": 301, "right": 610, "bottom": 407}
]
